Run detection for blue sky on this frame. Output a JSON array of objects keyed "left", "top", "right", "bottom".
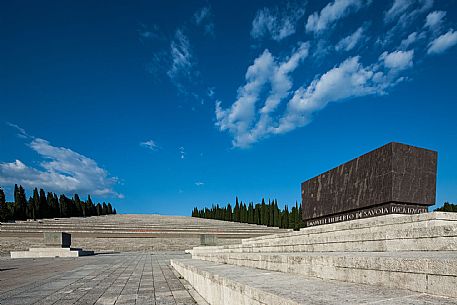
[{"left": 1, "top": 0, "right": 456, "bottom": 215}]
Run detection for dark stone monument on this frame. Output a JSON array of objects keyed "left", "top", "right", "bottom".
[
  {"left": 301, "top": 142, "right": 437, "bottom": 227},
  {"left": 44, "top": 232, "right": 72, "bottom": 247}
]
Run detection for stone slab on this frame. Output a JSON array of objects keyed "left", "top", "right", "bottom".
[
  {"left": 190, "top": 251, "right": 457, "bottom": 298},
  {"left": 44, "top": 232, "right": 71, "bottom": 247},
  {"left": 171, "top": 258, "right": 457, "bottom": 305},
  {"left": 10, "top": 247, "right": 94, "bottom": 258},
  {"left": 0, "top": 252, "right": 202, "bottom": 305},
  {"left": 301, "top": 142, "right": 437, "bottom": 225}
]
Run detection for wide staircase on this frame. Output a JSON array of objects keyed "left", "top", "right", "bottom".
[
  {"left": 0, "top": 214, "right": 290, "bottom": 255},
  {"left": 171, "top": 212, "right": 457, "bottom": 304}
]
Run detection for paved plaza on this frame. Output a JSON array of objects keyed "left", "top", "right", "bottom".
[{"left": 0, "top": 252, "right": 205, "bottom": 305}]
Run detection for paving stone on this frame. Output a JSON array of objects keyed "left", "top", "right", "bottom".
[{"left": 0, "top": 252, "right": 201, "bottom": 305}]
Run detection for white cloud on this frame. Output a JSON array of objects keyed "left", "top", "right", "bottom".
[
  {"left": 384, "top": 0, "right": 415, "bottom": 23},
  {"left": 195, "top": 182, "right": 205, "bottom": 186},
  {"left": 425, "top": 11, "right": 446, "bottom": 31},
  {"left": 306, "top": 0, "right": 365, "bottom": 34},
  {"left": 427, "top": 29, "right": 457, "bottom": 54},
  {"left": 179, "top": 146, "right": 185, "bottom": 159},
  {"left": 379, "top": 0, "right": 433, "bottom": 47},
  {"left": 336, "top": 26, "right": 365, "bottom": 51},
  {"left": 379, "top": 50, "right": 414, "bottom": 71},
  {"left": 216, "top": 42, "right": 309, "bottom": 147},
  {"left": 277, "top": 57, "right": 386, "bottom": 134},
  {"left": 167, "top": 29, "right": 193, "bottom": 82},
  {"left": 251, "top": 3, "right": 306, "bottom": 41},
  {"left": 138, "top": 24, "right": 162, "bottom": 41},
  {"left": 194, "top": 6, "right": 215, "bottom": 36},
  {"left": 6, "top": 122, "right": 31, "bottom": 139},
  {"left": 140, "top": 140, "right": 158, "bottom": 151},
  {"left": 0, "top": 136, "right": 122, "bottom": 198},
  {"left": 399, "top": 32, "right": 418, "bottom": 49}
]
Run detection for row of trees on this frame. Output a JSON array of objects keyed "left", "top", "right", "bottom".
[
  {"left": 192, "top": 197, "right": 304, "bottom": 230},
  {"left": 435, "top": 202, "right": 457, "bottom": 212},
  {"left": 0, "top": 184, "right": 116, "bottom": 222}
]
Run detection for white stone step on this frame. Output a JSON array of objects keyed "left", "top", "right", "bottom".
[
  {"left": 191, "top": 251, "right": 457, "bottom": 298},
  {"left": 10, "top": 247, "right": 94, "bottom": 258},
  {"left": 191, "top": 213, "right": 457, "bottom": 254},
  {"left": 171, "top": 258, "right": 457, "bottom": 305}
]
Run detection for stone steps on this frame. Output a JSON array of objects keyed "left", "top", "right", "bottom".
[
  {"left": 172, "top": 213, "right": 457, "bottom": 303},
  {"left": 171, "top": 259, "right": 457, "bottom": 305},
  {"left": 190, "top": 251, "right": 457, "bottom": 297},
  {"left": 190, "top": 212, "right": 457, "bottom": 254}
]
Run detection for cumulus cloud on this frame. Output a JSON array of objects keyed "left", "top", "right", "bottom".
[
  {"left": 379, "top": 50, "right": 414, "bottom": 71},
  {"left": 251, "top": 3, "right": 306, "bottom": 41},
  {"left": 0, "top": 134, "right": 122, "bottom": 198},
  {"left": 306, "top": 0, "right": 365, "bottom": 34},
  {"left": 427, "top": 29, "right": 457, "bottom": 54},
  {"left": 335, "top": 26, "right": 365, "bottom": 51},
  {"left": 216, "top": 42, "right": 309, "bottom": 147},
  {"left": 140, "top": 140, "right": 159, "bottom": 151}
]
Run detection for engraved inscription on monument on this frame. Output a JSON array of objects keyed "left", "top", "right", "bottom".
[{"left": 301, "top": 142, "right": 437, "bottom": 226}]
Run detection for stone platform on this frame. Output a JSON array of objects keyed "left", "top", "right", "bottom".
[
  {"left": 171, "top": 212, "right": 457, "bottom": 304},
  {"left": 10, "top": 247, "right": 94, "bottom": 258},
  {"left": 0, "top": 252, "right": 206, "bottom": 305}
]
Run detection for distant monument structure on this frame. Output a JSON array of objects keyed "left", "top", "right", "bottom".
[{"left": 301, "top": 142, "right": 437, "bottom": 227}]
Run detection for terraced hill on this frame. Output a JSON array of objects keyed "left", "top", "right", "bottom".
[{"left": 0, "top": 214, "right": 290, "bottom": 256}]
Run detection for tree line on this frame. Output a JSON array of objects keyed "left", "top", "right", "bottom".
[
  {"left": 435, "top": 202, "right": 457, "bottom": 212},
  {"left": 192, "top": 197, "right": 304, "bottom": 230},
  {"left": 0, "top": 184, "right": 116, "bottom": 222}
]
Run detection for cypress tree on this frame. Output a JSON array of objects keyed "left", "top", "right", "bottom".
[
  {"left": 113, "top": 208, "right": 117, "bottom": 214},
  {"left": 283, "top": 205, "right": 289, "bottom": 229},
  {"left": 226, "top": 203, "right": 232, "bottom": 221},
  {"left": 107, "top": 203, "right": 113, "bottom": 214},
  {"left": 96, "top": 203, "right": 102, "bottom": 216},
  {"left": 261, "top": 199, "right": 267, "bottom": 225},
  {"left": 234, "top": 197, "right": 240, "bottom": 222},
  {"left": 102, "top": 202, "right": 108, "bottom": 215},
  {"left": 39, "top": 189, "right": 47, "bottom": 218},
  {"left": 32, "top": 188, "right": 39, "bottom": 220},
  {"left": 294, "top": 201, "right": 301, "bottom": 230},
  {"left": 274, "top": 200, "right": 280, "bottom": 227},
  {"left": 0, "top": 187, "right": 9, "bottom": 221},
  {"left": 86, "top": 195, "right": 94, "bottom": 217},
  {"left": 59, "top": 194, "right": 68, "bottom": 217},
  {"left": 13, "top": 184, "right": 19, "bottom": 219},
  {"left": 53, "top": 193, "right": 60, "bottom": 217},
  {"left": 74, "top": 194, "right": 82, "bottom": 217}
]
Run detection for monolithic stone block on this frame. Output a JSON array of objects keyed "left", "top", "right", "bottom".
[
  {"left": 44, "top": 232, "right": 71, "bottom": 247},
  {"left": 200, "top": 234, "right": 218, "bottom": 246},
  {"left": 301, "top": 142, "right": 437, "bottom": 226}
]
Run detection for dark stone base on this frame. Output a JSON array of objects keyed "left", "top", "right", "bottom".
[{"left": 305, "top": 203, "right": 428, "bottom": 227}]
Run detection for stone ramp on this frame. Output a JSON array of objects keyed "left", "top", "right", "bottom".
[
  {"left": 172, "top": 213, "right": 457, "bottom": 304},
  {"left": 171, "top": 258, "right": 456, "bottom": 305}
]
